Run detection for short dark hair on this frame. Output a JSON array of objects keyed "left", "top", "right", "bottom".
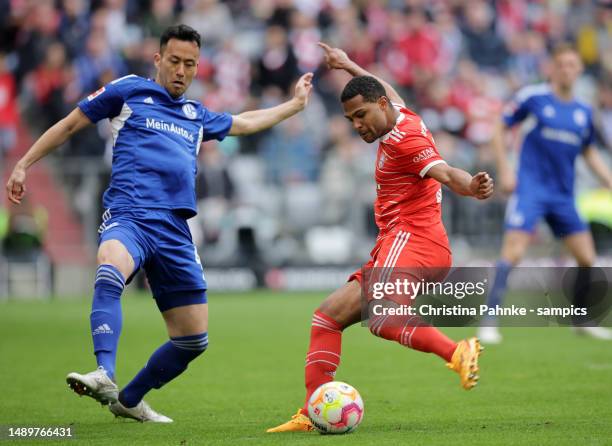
[
  {"left": 160, "top": 24, "right": 201, "bottom": 51},
  {"left": 340, "top": 76, "right": 387, "bottom": 103},
  {"left": 551, "top": 42, "right": 578, "bottom": 59}
]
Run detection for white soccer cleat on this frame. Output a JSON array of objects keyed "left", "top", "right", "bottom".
[
  {"left": 477, "top": 326, "right": 503, "bottom": 344},
  {"left": 66, "top": 367, "right": 119, "bottom": 405},
  {"left": 572, "top": 326, "right": 612, "bottom": 341},
  {"left": 109, "top": 400, "right": 173, "bottom": 423}
]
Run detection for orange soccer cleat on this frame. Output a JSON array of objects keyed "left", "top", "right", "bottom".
[
  {"left": 266, "top": 409, "right": 314, "bottom": 433},
  {"left": 446, "top": 337, "right": 483, "bottom": 390}
]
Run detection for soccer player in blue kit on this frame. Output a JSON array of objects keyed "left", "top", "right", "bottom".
[
  {"left": 478, "top": 44, "right": 612, "bottom": 343},
  {"left": 6, "top": 25, "right": 313, "bottom": 422}
]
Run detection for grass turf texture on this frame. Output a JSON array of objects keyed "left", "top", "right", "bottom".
[{"left": 1, "top": 291, "right": 611, "bottom": 446}]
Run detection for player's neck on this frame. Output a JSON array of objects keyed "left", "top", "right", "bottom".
[
  {"left": 552, "top": 83, "right": 574, "bottom": 102},
  {"left": 383, "top": 108, "right": 400, "bottom": 135}
]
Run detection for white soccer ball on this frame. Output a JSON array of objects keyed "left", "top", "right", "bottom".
[{"left": 307, "top": 381, "right": 364, "bottom": 434}]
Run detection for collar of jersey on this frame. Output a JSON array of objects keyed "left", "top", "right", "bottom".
[{"left": 379, "top": 107, "right": 405, "bottom": 143}]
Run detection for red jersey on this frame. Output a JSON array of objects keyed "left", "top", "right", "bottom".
[
  {"left": 374, "top": 105, "right": 446, "bottom": 233},
  {"left": 348, "top": 106, "right": 452, "bottom": 285}
]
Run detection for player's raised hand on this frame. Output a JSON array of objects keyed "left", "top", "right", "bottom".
[
  {"left": 6, "top": 163, "right": 27, "bottom": 204},
  {"left": 293, "top": 72, "right": 314, "bottom": 109},
  {"left": 470, "top": 172, "right": 494, "bottom": 200},
  {"left": 318, "top": 42, "right": 351, "bottom": 70}
]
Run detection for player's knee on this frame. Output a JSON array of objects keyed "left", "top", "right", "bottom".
[
  {"left": 316, "top": 303, "right": 348, "bottom": 329},
  {"left": 501, "top": 246, "right": 524, "bottom": 265},
  {"left": 317, "top": 285, "right": 361, "bottom": 328},
  {"left": 97, "top": 240, "right": 134, "bottom": 277},
  {"left": 170, "top": 332, "right": 209, "bottom": 359},
  {"left": 575, "top": 255, "right": 594, "bottom": 268},
  {"left": 316, "top": 301, "right": 335, "bottom": 320}
]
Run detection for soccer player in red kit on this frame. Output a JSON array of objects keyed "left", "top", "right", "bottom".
[{"left": 267, "top": 43, "right": 494, "bottom": 433}]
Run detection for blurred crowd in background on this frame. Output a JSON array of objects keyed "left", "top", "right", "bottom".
[{"left": 0, "top": 0, "right": 611, "bottom": 268}]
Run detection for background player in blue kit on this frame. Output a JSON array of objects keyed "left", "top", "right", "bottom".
[
  {"left": 479, "top": 44, "right": 612, "bottom": 344},
  {"left": 5, "top": 25, "right": 313, "bottom": 422}
]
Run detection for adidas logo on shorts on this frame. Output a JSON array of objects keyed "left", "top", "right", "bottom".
[{"left": 92, "top": 324, "right": 113, "bottom": 335}]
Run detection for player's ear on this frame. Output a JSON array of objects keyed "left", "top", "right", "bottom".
[
  {"left": 153, "top": 52, "right": 161, "bottom": 70},
  {"left": 378, "top": 96, "right": 389, "bottom": 110}
]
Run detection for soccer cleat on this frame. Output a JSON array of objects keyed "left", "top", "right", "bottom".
[
  {"left": 477, "top": 326, "right": 502, "bottom": 344},
  {"left": 446, "top": 337, "right": 483, "bottom": 390},
  {"left": 266, "top": 409, "right": 314, "bottom": 433},
  {"left": 572, "top": 326, "right": 612, "bottom": 340},
  {"left": 109, "top": 400, "right": 173, "bottom": 423},
  {"left": 66, "top": 367, "right": 118, "bottom": 405}
]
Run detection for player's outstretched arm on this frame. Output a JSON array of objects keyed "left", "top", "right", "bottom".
[
  {"left": 228, "top": 73, "right": 313, "bottom": 136},
  {"left": 583, "top": 145, "right": 612, "bottom": 189},
  {"left": 318, "top": 42, "right": 405, "bottom": 107},
  {"left": 426, "top": 163, "right": 494, "bottom": 200},
  {"left": 6, "top": 108, "right": 92, "bottom": 204}
]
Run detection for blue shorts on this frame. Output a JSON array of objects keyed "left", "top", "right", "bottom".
[
  {"left": 504, "top": 193, "right": 588, "bottom": 238},
  {"left": 98, "top": 208, "right": 207, "bottom": 311}
]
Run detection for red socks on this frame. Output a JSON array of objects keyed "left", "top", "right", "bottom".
[
  {"left": 369, "top": 313, "right": 457, "bottom": 362},
  {"left": 300, "top": 310, "right": 457, "bottom": 415},
  {"left": 302, "top": 310, "right": 343, "bottom": 414}
]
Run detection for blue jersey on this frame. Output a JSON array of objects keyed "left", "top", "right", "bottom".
[
  {"left": 502, "top": 83, "right": 595, "bottom": 198},
  {"left": 78, "top": 75, "right": 233, "bottom": 218}
]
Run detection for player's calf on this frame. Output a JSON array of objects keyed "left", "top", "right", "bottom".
[
  {"left": 368, "top": 313, "right": 457, "bottom": 362},
  {"left": 119, "top": 332, "right": 208, "bottom": 408}
]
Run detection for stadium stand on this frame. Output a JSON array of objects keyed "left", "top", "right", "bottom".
[{"left": 1, "top": 0, "right": 610, "bottom": 294}]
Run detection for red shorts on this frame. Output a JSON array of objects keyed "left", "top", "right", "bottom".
[{"left": 349, "top": 225, "right": 452, "bottom": 285}]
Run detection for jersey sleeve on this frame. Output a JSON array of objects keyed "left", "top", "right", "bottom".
[
  {"left": 502, "top": 87, "right": 535, "bottom": 127},
  {"left": 395, "top": 135, "right": 446, "bottom": 178},
  {"left": 78, "top": 82, "right": 125, "bottom": 123},
  {"left": 583, "top": 108, "right": 595, "bottom": 148},
  {"left": 201, "top": 108, "right": 233, "bottom": 141}
]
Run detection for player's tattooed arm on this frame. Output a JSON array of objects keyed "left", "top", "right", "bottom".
[
  {"left": 6, "top": 108, "right": 92, "bottom": 204},
  {"left": 228, "top": 73, "right": 313, "bottom": 136},
  {"left": 426, "top": 163, "right": 494, "bottom": 200},
  {"left": 318, "top": 42, "right": 405, "bottom": 107},
  {"left": 583, "top": 145, "right": 612, "bottom": 190}
]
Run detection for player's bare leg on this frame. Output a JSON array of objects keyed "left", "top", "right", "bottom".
[
  {"left": 563, "top": 231, "right": 595, "bottom": 268},
  {"left": 162, "top": 302, "right": 209, "bottom": 337},
  {"left": 110, "top": 303, "right": 209, "bottom": 422},
  {"left": 478, "top": 230, "right": 531, "bottom": 344},
  {"left": 66, "top": 240, "right": 134, "bottom": 405},
  {"left": 499, "top": 230, "right": 532, "bottom": 266},
  {"left": 96, "top": 239, "right": 136, "bottom": 282},
  {"left": 317, "top": 280, "right": 364, "bottom": 327},
  {"left": 267, "top": 281, "right": 362, "bottom": 432},
  {"left": 563, "top": 232, "right": 612, "bottom": 340}
]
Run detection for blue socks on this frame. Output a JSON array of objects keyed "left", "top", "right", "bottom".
[
  {"left": 90, "top": 264, "right": 125, "bottom": 381},
  {"left": 486, "top": 260, "right": 513, "bottom": 311},
  {"left": 90, "top": 263, "right": 208, "bottom": 407},
  {"left": 119, "top": 333, "right": 209, "bottom": 408}
]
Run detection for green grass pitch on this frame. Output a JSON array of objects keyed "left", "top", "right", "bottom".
[{"left": 1, "top": 291, "right": 611, "bottom": 445}]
